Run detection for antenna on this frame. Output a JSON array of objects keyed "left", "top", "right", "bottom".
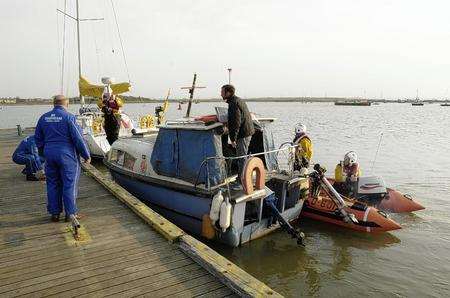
[
  {"left": 181, "top": 73, "right": 206, "bottom": 118},
  {"left": 57, "top": 1, "right": 103, "bottom": 106}
]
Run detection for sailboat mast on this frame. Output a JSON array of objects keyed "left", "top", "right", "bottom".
[{"left": 76, "top": 0, "right": 84, "bottom": 106}]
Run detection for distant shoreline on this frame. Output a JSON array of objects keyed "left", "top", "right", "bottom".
[{"left": 0, "top": 96, "right": 448, "bottom": 106}]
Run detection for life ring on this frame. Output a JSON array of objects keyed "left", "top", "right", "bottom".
[{"left": 241, "top": 157, "right": 266, "bottom": 195}]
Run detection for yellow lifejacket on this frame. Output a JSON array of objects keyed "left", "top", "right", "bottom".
[
  {"left": 294, "top": 134, "right": 313, "bottom": 163},
  {"left": 335, "top": 163, "right": 345, "bottom": 183},
  {"left": 335, "top": 162, "right": 362, "bottom": 183},
  {"left": 97, "top": 95, "right": 124, "bottom": 115}
]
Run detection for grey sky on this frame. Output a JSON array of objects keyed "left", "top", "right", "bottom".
[{"left": 1, "top": 0, "right": 449, "bottom": 99}]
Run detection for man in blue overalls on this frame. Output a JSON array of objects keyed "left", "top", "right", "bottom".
[
  {"left": 35, "top": 95, "right": 91, "bottom": 222},
  {"left": 12, "top": 135, "right": 45, "bottom": 181}
]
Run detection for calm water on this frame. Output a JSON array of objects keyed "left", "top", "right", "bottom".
[{"left": 1, "top": 102, "right": 449, "bottom": 297}]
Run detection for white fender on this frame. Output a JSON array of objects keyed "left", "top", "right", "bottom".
[
  {"left": 219, "top": 200, "right": 232, "bottom": 232},
  {"left": 209, "top": 191, "right": 224, "bottom": 224}
]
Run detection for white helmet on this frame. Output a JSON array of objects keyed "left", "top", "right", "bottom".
[
  {"left": 101, "top": 77, "right": 115, "bottom": 85},
  {"left": 295, "top": 123, "right": 306, "bottom": 135},
  {"left": 344, "top": 151, "right": 358, "bottom": 166}
]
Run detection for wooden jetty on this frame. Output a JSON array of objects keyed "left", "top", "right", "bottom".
[{"left": 0, "top": 128, "right": 281, "bottom": 298}]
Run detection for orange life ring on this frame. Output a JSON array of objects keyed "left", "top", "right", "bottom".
[{"left": 241, "top": 157, "right": 266, "bottom": 195}]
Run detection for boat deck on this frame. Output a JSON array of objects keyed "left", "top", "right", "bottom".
[{"left": 0, "top": 128, "right": 279, "bottom": 297}]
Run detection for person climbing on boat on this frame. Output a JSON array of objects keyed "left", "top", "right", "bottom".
[
  {"left": 334, "top": 151, "right": 361, "bottom": 196},
  {"left": 12, "top": 135, "right": 45, "bottom": 181},
  {"left": 35, "top": 95, "right": 91, "bottom": 222},
  {"left": 98, "top": 92, "right": 123, "bottom": 145},
  {"left": 292, "top": 123, "right": 313, "bottom": 175},
  {"left": 221, "top": 84, "right": 255, "bottom": 184}
]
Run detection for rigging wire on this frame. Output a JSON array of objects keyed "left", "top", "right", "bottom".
[
  {"left": 103, "top": 0, "right": 116, "bottom": 75},
  {"left": 370, "top": 132, "right": 384, "bottom": 173},
  {"left": 56, "top": 7, "right": 61, "bottom": 91},
  {"left": 110, "top": 0, "right": 131, "bottom": 82},
  {"left": 67, "top": 14, "right": 78, "bottom": 98},
  {"left": 91, "top": 22, "right": 101, "bottom": 81},
  {"left": 104, "top": 0, "right": 115, "bottom": 54},
  {"left": 60, "top": 0, "right": 68, "bottom": 94}
]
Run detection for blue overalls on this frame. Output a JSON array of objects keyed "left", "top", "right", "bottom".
[
  {"left": 12, "top": 135, "right": 44, "bottom": 176},
  {"left": 35, "top": 106, "right": 90, "bottom": 216}
]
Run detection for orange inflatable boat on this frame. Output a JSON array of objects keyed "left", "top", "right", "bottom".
[
  {"left": 327, "top": 177, "right": 425, "bottom": 213},
  {"left": 301, "top": 165, "right": 402, "bottom": 233},
  {"left": 379, "top": 188, "right": 425, "bottom": 213},
  {"left": 302, "top": 191, "right": 402, "bottom": 233}
]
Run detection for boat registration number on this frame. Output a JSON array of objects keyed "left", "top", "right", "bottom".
[{"left": 308, "top": 197, "right": 337, "bottom": 211}]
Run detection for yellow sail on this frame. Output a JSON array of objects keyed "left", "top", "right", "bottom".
[{"left": 78, "top": 76, "right": 131, "bottom": 98}]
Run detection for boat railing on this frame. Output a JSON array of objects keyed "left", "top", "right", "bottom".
[{"left": 194, "top": 143, "right": 299, "bottom": 193}]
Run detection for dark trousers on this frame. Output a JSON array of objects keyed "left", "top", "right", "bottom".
[
  {"left": 104, "top": 114, "right": 120, "bottom": 145},
  {"left": 236, "top": 136, "right": 252, "bottom": 180}
]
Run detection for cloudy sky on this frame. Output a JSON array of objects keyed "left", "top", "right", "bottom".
[{"left": 1, "top": 0, "right": 449, "bottom": 99}]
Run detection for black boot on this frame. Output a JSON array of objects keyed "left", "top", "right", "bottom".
[
  {"left": 51, "top": 214, "right": 60, "bottom": 222},
  {"left": 26, "top": 174, "right": 39, "bottom": 181}
]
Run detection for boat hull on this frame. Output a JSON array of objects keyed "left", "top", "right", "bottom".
[
  {"left": 83, "top": 133, "right": 110, "bottom": 158},
  {"left": 302, "top": 194, "right": 401, "bottom": 233},
  {"left": 110, "top": 170, "right": 210, "bottom": 236},
  {"left": 109, "top": 169, "right": 304, "bottom": 247},
  {"left": 378, "top": 188, "right": 425, "bottom": 213},
  {"left": 327, "top": 178, "right": 424, "bottom": 213}
]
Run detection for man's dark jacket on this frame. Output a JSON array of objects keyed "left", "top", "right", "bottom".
[{"left": 227, "top": 95, "right": 255, "bottom": 142}]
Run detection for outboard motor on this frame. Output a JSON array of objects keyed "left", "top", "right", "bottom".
[{"left": 356, "top": 176, "right": 387, "bottom": 205}]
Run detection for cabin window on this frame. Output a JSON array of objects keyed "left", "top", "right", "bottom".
[
  {"left": 123, "top": 153, "right": 136, "bottom": 170},
  {"left": 110, "top": 149, "right": 124, "bottom": 166}
]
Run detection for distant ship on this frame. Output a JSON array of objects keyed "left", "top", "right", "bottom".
[
  {"left": 411, "top": 89, "right": 424, "bottom": 106},
  {"left": 334, "top": 100, "right": 371, "bottom": 106}
]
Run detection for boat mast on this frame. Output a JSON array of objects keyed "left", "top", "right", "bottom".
[
  {"left": 181, "top": 73, "right": 205, "bottom": 118},
  {"left": 57, "top": 1, "right": 103, "bottom": 106},
  {"left": 76, "top": 0, "right": 84, "bottom": 106}
]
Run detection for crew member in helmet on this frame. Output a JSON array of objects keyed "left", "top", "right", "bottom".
[
  {"left": 293, "top": 123, "right": 313, "bottom": 175},
  {"left": 334, "top": 151, "right": 361, "bottom": 195},
  {"left": 98, "top": 92, "right": 123, "bottom": 145}
]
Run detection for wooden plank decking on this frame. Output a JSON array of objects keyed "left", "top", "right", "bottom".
[{"left": 0, "top": 129, "right": 238, "bottom": 297}]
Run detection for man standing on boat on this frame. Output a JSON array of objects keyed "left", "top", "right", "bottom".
[
  {"left": 98, "top": 92, "right": 123, "bottom": 145},
  {"left": 221, "top": 85, "right": 255, "bottom": 181},
  {"left": 35, "top": 95, "right": 91, "bottom": 222}
]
